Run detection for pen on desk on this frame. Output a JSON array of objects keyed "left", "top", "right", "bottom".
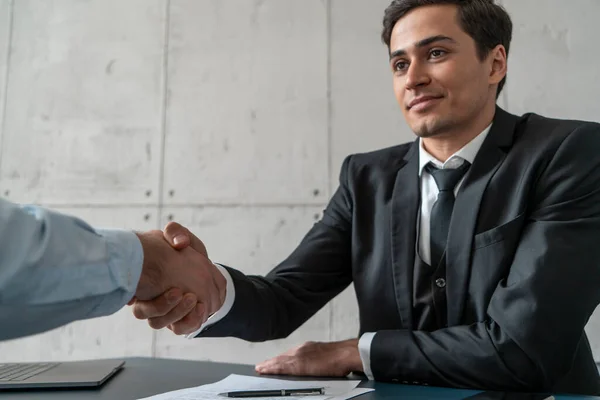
[{"left": 219, "top": 387, "right": 325, "bottom": 398}]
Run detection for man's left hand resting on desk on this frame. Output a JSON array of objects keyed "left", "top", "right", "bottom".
[{"left": 255, "top": 339, "right": 363, "bottom": 377}]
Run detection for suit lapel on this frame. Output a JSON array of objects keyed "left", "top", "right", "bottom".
[
  {"left": 390, "top": 140, "right": 420, "bottom": 329},
  {"left": 446, "top": 107, "right": 519, "bottom": 326}
]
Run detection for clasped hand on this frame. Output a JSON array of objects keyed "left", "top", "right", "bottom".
[{"left": 130, "top": 222, "right": 225, "bottom": 335}]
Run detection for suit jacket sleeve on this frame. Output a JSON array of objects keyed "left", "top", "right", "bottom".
[
  {"left": 371, "top": 123, "right": 600, "bottom": 392},
  {"left": 196, "top": 156, "right": 355, "bottom": 341}
]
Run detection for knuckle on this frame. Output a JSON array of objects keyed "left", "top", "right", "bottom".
[
  {"left": 294, "top": 342, "right": 314, "bottom": 356},
  {"left": 145, "top": 304, "right": 168, "bottom": 318},
  {"left": 288, "top": 359, "right": 298, "bottom": 371},
  {"left": 173, "top": 312, "right": 193, "bottom": 327},
  {"left": 179, "top": 314, "right": 200, "bottom": 333},
  {"left": 181, "top": 296, "right": 196, "bottom": 312},
  {"left": 132, "top": 306, "right": 147, "bottom": 320},
  {"left": 173, "top": 320, "right": 194, "bottom": 335},
  {"left": 163, "top": 221, "right": 178, "bottom": 233},
  {"left": 297, "top": 342, "right": 310, "bottom": 351},
  {"left": 170, "top": 324, "right": 184, "bottom": 335},
  {"left": 148, "top": 318, "right": 165, "bottom": 330}
]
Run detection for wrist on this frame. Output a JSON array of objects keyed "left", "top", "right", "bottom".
[
  {"left": 134, "top": 231, "right": 165, "bottom": 300},
  {"left": 337, "top": 338, "right": 363, "bottom": 373}
]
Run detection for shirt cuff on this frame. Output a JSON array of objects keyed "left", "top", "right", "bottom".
[
  {"left": 359, "top": 332, "right": 376, "bottom": 380},
  {"left": 185, "top": 263, "right": 235, "bottom": 339}
]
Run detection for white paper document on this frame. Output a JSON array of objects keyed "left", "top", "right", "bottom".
[{"left": 138, "top": 373, "right": 374, "bottom": 400}]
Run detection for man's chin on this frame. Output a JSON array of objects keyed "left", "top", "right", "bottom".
[
  {"left": 410, "top": 119, "right": 445, "bottom": 138},
  {"left": 411, "top": 123, "right": 439, "bottom": 138}
]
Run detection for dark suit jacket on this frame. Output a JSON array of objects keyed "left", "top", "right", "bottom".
[{"left": 198, "top": 107, "right": 600, "bottom": 395}]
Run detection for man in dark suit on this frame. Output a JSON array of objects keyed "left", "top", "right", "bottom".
[{"left": 133, "top": 0, "right": 600, "bottom": 395}]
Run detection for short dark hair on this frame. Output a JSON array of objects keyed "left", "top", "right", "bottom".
[{"left": 382, "top": 0, "right": 512, "bottom": 98}]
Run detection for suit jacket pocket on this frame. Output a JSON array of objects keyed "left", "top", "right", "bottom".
[{"left": 473, "top": 213, "right": 525, "bottom": 250}]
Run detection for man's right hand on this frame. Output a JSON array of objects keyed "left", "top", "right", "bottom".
[{"left": 132, "top": 228, "right": 225, "bottom": 333}]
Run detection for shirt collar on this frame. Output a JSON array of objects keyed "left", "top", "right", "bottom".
[{"left": 418, "top": 123, "right": 492, "bottom": 176}]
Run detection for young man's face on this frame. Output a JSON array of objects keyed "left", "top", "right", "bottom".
[{"left": 389, "top": 4, "right": 498, "bottom": 138}]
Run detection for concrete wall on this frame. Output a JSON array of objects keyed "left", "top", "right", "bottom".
[{"left": 1, "top": 0, "right": 599, "bottom": 365}]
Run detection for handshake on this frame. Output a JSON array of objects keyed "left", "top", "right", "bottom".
[{"left": 131, "top": 222, "right": 225, "bottom": 335}]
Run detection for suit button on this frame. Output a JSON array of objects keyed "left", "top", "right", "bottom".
[{"left": 435, "top": 278, "right": 446, "bottom": 288}]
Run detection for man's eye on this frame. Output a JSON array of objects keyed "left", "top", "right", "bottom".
[
  {"left": 394, "top": 61, "right": 408, "bottom": 71},
  {"left": 430, "top": 49, "right": 446, "bottom": 58}
]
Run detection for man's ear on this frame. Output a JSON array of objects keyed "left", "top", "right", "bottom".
[{"left": 488, "top": 44, "right": 507, "bottom": 86}]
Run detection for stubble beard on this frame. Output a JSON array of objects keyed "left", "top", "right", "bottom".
[{"left": 411, "top": 114, "right": 456, "bottom": 138}]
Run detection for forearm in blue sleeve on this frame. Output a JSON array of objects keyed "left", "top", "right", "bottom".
[{"left": 0, "top": 198, "right": 143, "bottom": 340}]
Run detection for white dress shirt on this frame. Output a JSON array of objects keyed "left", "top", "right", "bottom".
[{"left": 189, "top": 124, "right": 492, "bottom": 381}]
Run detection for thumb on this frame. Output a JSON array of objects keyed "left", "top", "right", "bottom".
[{"left": 163, "top": 221, "right": 208, "bottom": 257}]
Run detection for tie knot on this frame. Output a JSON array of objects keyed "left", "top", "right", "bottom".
[{"left": 425, "top": 161, "right": 471, "bottom": 192}]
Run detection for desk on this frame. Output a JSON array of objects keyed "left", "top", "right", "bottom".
[{"left": 1, "top": 358, "right": 599, "bottom": 400}]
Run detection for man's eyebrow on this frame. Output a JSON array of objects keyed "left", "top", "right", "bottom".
[{"left": 389, "top": 35, "right": 457, "bottom": 60}]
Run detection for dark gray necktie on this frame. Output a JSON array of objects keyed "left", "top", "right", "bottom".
[{"left": 425, "top": 161, "right": 471, "bottom": 268}]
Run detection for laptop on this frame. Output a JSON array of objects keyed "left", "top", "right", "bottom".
[{"left": 0, "top": 359, "right": 125, "bottom": 390}]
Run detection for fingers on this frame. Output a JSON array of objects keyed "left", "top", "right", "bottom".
[
  {"left": 131, "top": 286, "right": 208, "bottom": 335},
  {"left": 163, "top": 222, "right": 191, "bottom": 250},
  {"left": 255, "top": 342, "right": 331, "bottom": 376},
  {"left": 132, "top": 288, "right": 183, "bottom": 320},
  {"left": 147, "top": 293, "right": 197, "bottom": 330},
  {"left": 164, "top": 266, "right": 224, "bottom": 335},
  {"left": 163, "top": 221, "right": 209, "bottom": 257},
  {"left": 168, "top": 302, "right": 206, "bottom": 335},
  {"left": 255, "top": 356, "right": 297, "bottom": 375}
]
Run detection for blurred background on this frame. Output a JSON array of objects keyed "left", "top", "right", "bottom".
[{"left": 1, "top": 0, "right": 599, "bottom": 366}]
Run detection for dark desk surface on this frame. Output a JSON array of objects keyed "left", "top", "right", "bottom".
[{"left": 1, "top": 358, "right": 599, "bottom": 400}]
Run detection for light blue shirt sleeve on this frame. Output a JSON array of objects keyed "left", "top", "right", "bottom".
[{"left": 0, "top": 198, "right": 144, "bottom": 341}]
